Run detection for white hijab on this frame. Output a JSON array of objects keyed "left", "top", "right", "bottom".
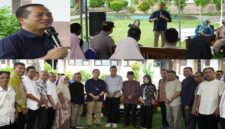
[
  {"left": 110, "top": 37, "right": 144, "bottom": 59},
  {"left": 56, "top": 76, "right": 71, "bottom": 101}
]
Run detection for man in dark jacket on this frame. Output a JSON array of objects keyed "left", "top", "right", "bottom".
[
  {"left": 69, "top": 73, "right": 85, "bottom": 129},
  {"left": 181, "top": 67, "right": 197, "bottom": 129}
]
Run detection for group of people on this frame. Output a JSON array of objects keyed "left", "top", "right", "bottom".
[
  {"left": 0, "top": 62, "right": 72, "bottom": 129},
  {"left": 1, "top": 62, "right": 225, "bottom": 129}
]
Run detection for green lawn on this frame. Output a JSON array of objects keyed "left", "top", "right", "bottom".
[
  {"left": 71, "top": 18, "right": 220, "bottom": 48},
  {"left": 79, "top": 107, "right": 168, "bottom": 129}
]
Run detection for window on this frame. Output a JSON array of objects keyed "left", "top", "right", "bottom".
[
  {"left": 94, "top": 60, "right": 118, "bottom": 66},
  {"left": 123, "top": 60, "right": 144, "bottom": 67},
  {"left": 68, "top": 60, "right": 90, "bottom": 66}
]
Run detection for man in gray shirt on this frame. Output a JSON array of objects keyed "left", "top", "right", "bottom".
[
  {"left": 104, "top": 66, "right": 123, "bottom": 128},
  {"left": 90, "top": 21, "right": 115, "bottom": 59},
  {"left": 165, "top": 70, "right": 182, "bottom": 129}
]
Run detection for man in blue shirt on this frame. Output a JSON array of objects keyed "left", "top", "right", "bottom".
[
  {"left": 150, "top": 2, "right": 171, "bottom": 47},
  {"left": 181, "top": 67, "right": 197, "bottom": 129},
  {"left": 0, "top": 4, "right": 68, "bottom": 59},
  {"left": 85, "top": 69, "right": 106, "bottom": 129}
]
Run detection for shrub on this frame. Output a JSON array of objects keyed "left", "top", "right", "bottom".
[
  {"left": 123, "top": 0, "right": 129, "bottom": 7},
  {"left": 77, "top": 70, "right": 92, "bottom": 83},
  {"left": 127, "top": 6, "right": 136, "bottom": 14},
  {"left": 137, "top": 1, "right": 150, "bottom": 13},
  {"left": 0, "top": 7, "right": 20, "bottom": 39},
  {"left": 89, "top": 0, "right": 105, "bottom": 7},
  {"left": 130, "top": 62, "right": 141, "bottom": 81},
  {"left": 105, "top": 0, "right": 113, "bottom": 8},
  {"left": 65, "top": 71, "right": 73, "bottom": 79},
  {"left": 100, "top": 74, "right": 108, "bottom": 80},
  {"left": 0, "top": 67, "right": 13, "bottom": 73},
  {"left": 110, "top": 1, "right": 125, "bottom": 12}
]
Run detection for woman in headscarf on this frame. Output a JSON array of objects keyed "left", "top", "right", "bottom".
[
  {"left": 55, "top": 76, "right": 71, "bottom": 129},
  {"left": 139, "top": 75, "right": 156, "bottom": 129},
  {"left": 213, "top": 19, "right": 225, "bottom": 54},
  {"left": 193, "top": 19, "right": 213, "bottom": 38},
  {"left": 185, "top": 35, "right": 212, "bottom": 59}
]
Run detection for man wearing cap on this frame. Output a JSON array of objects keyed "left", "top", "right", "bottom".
[
  {"left": 90, "top": 21, "right": 115, "bottom": 59},
  {"left": 213, "top": 19, "right": 225, "bottom": 54},
  {"left": 149, "top": 2, "right": 171, "bottom": 47},
  {"left": 122, "top": 71, "right": 141, "bottom": 128}
]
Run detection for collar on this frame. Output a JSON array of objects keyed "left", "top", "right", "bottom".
[
  {"left": 0, "top": 86, "right": 10, "bottom": 92},
  {"left": 18, "top": 28, "right": 49, "bottom": 39},
  {"left": 92, "top": 78, "right": 99, "bottom": 81},
  {"left": 38, "top": 78, "right": 46, "bottom": 83},
  {"left": 100, "top": 31, "right": 109, "bottom": 36},
  {"left": 11, "top": 72, "right": 22, "bottom": 79}
]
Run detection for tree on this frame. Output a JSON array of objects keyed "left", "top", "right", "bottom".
[
  {"left": 77, "top": 70, "right": 92, "bottom": 83},
  {"left": 174, "top": 0, "right": 187, "bottom": 13},
  {"left": 194, "top": 0, "right": 211, "bottom": 21},
  {"left": 142, "top": 61, "right": 154, "bottom": 77},
  {"left": 0, "top": 7, "right": 20, "bottom": 39},
  {"left": 130, "top": 62, "right": 141, "bottom": 81}
]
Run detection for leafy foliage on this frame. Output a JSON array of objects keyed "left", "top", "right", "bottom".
[
  {"left": 142, "top": 61, "right": 154, "bottom": 77},
  {"left": 100, "top": 73, "right": 108, "bottom": 80},
  {"left": 193, "top": 0, "right": 210, "bottom": 7},
  {"left": 44, "top": 62, "right": 52, "bottom": 73},
  {"left": 174, "top": 0, "right": 187, "bottom": 12},
  {"left": 130, "top": 62, "right": 141, "bottom": 81},
  {"left": 65, "top": 71, "right": 73, "bottom": 79},
  {"left": 77, "top": 70, "right": 92, "bottom": 83},
  {"left": 0, "top": 7, "right": 20, "bottom": 39},
  {"left": 110, "top": 1, "right": 125, "bottom": 12},
  {"left": 127, "top": 6, "right": 136, "bottom": 14},
  {"left": 137, "top": 1, "right": 150, "bottom": 13},
  {"left": 0, "top": 67, "right": 13, "bottom": 73},
  {"left": 89, "top": 0, "right": 105, "bottom": 7}
]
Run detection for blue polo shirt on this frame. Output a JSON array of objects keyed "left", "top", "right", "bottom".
[
  {"left": 85, "top": 78, "right": 106, "bottom": 102},
  {"left": 149, "top": 10, "right": 171, "bottom": 31},
  {"left": 0, "top": 29, "right": 55, "bottom": 59}
]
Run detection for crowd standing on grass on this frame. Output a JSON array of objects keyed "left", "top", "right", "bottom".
[{"left": 1, "top": 63, "right": 225, "bottom": 129}]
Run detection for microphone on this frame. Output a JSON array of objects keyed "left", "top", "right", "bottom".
[{"left": 46, "top": 26, "right": 62, "bottom": 47}]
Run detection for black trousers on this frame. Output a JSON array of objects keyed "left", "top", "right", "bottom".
[
  {"left": 160, "top": 102, "right": 169, "bottom": 126},
  {"left": 140, "top": 106, "right": 153, "bottom": 128},
  {"left": 105, "top": 97, "right": 120, "bottom": 123},
  {"left": 198, "top": 114, "right": 218, "bottom": 129},
  {"left": 124, "top": 104, "right": 137, "bottom": 126},
  {"left": 220, "top": 117, "right": 225, "bottom": 129},
  {"left": 47, "top": 107, "right": 55, "bottom": 129},
  {"left": 15, "top": 112, "right": 26, "bottom": 129},
  {"left": 182, "top": 106, "right": 196, "bottom": 129},
  {"left": 0, "top": 123, "right": 15, "bottom": 129},
  {"left": 37, "top": 107, "right": 48, "bottom": 129},
  {"left": 26, "top": 108, "right": 39, "bottom": 129}
]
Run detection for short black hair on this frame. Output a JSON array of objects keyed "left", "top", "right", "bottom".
[
  {"left": 216, "top": 70, "right": 224, "bottom": 74},
  {"left": 184, "top": 67, "right": 193, "bottom": 72},
  {"left": 128, "top": 27, "right": 141, "bottom": 41},
  {"left": 127, "top": 71, "right": 134, "bottom": 76},
  {"left": 165, "top": 28, "right": 179, "bottom": 43},
  {"left": 110, "top": 66, "right": 117, "bottom": 70},
  {"left": 0, "top": 71, "right": 10, "bottom": 76},
  {"left": 203, "top": 67, "right": 215, "bottom": 73},
  {"left": 167, "top": 70, "right": 176, "bottom": 75},
  {"left": 92, "top": 69, "right": 100, "bottom": 74},
  {"left": 74, "top": 72, "right": 81, "bottom": 76},
  {"left": 26, "top": 66, "right": 36, "bottom": 73},
  {"left": 161, "top": 69, "right": 168, "bottom": 72},
  {"left": 70, "top": 23, "right": 81, "bottom": 34},
  {"left": 16, "top": 4, "right": 45, "bottom": 19},
  {"left": 195, "top": 71, "right": 204, "bottom": 77},
  {"left": 13, "top": 62, "right": 25, "bottom": 68}
]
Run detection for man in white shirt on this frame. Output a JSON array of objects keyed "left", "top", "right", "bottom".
[
  {"left": 220, "top": 89, "right": 225, "bottom": 129},
  {"left": 46, "top": 72, "right": 58, "bottom": 129},
  {"left": 165, "top": 70, "right": 182, "bottom": 129},
  {"left": 104, "top": 66, "right": 123, "bottom": 128},
  {"left": 23, "top": 66, "right": 42, "bottom": 129},
  {"left": 195, "top": 67, "right": 225, "bottom": 129},
  {"left": 0, "top": 71, "right": 16, "bottom": 129}
]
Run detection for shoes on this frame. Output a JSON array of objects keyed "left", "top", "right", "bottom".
[
  {"left": 85, "top": 125, "right": 91, "bottom": 129},
  {"left": 96, "top": 124, "right": 102, "bottom": 128},
  {"left": 112, "top": 123, "right": 118, "bottom": 128},
  {"left": 105, "top": 123, "right": 112, "bottom": 127},
  {"left": 133, "top": 125, "right": 139, "bottom": 128}
]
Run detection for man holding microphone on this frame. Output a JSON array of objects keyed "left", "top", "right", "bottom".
[{"left": 150, "top": 2, "right": 171, "bottom": 47}]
